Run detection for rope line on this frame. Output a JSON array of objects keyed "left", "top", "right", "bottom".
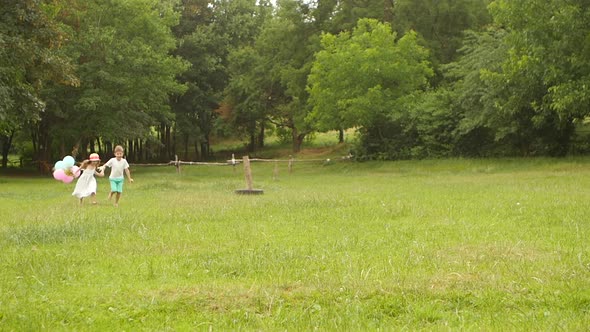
[{"left": 129, "top": 155, "right": 352, "bottom": 167}]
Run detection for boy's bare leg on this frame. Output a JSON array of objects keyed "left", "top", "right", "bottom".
[
  {"left": 114, "top": 192, "right": 121, "bottom": 207},
  {"left": 108, "top": 191, "right": 113, "bottom": 200}
]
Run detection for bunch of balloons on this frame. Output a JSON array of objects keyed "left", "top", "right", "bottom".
[{"left": 53, "top": 156, "right": 81, "bottom": 183}]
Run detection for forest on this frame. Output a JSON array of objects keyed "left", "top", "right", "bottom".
[{"left": 2, "top": 0, "right": 590, "bottom": 169}]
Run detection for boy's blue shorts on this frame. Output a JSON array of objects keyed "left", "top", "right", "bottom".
[{"left": 110, "top": 177, "right": 124, "bottom": 193}]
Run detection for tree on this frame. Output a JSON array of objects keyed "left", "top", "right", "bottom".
[
  {"left": 443, "top": 29, "right": 509, "bottom": 156},
  {"left": 329, "top": 0, "right": 388, "bottom": 33},
  {"left": 259, "top": 0, "right": 327, "bottom": 152},
  {"left": 487, "top": 0, "right": 590, "bottom": 155},
  {"left": 172, "top": 0, "right": 270, "bottom": 159},
  {"left": 0, "top": 0, "right": 77, "bottom": 168},
  {"left": 307, "top": 18, "right": 433, "bottom": 157},
  {"left": 402, "top": 88, "right": 458, "bottom": 158},
  {"left": 392, "top": 0, "right": 491, "bottom": 66},
  {"left": 37, "top": 0, "right": 187, "bottom": 163},
  {"left": 225, "top": 46, "right": 271, "bottom": 151},
  {"left": 225, "top": 0, "right": 327, "bottom": 153}
]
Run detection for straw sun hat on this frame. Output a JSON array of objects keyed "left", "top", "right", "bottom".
[{"left": 89, "top": 153, "right": 100, "bottom": 162}]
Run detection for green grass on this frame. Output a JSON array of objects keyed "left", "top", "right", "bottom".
[{"left": 1, "top": 158, "right": 589, "bottom": 330}]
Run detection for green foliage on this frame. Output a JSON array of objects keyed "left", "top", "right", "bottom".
[
  {"left": 405, "top": 89, "right": 458, "bottom": 158},
  {"left": 0, "top": 0, "right": 78, "bottom": 167},
  {"left": 443, "top": 29, "right": 509, "bottom": 156},
  {"left": 5, "top": 0, "right": 590, "bottom": 164},
  {"left": 309, "top": 19, "right": 435, "bottom": 159},
  {"left": 392, "top": 0, "right": 492, "bottom": 65},
  {"left": 173, "top": 0, "right": 270, "bottom": 158},
  {"left": 328, "top": 0, "right": 387, "bottom": 33},
  {"left": 444, "top": 0, "right": 590, "bottom": 156},
  {"left": 7, "top": 0, "right": 189, "bottom": 165},
  {"left": 225, "top": 0, "right": 323, "bottom": 153},
  {"left": 308, "top": 19, "right": 433, "bottom": 132},
  {"left": 0, "top": 0, "right": 77, "bottom": 120},
  {"left": 216, "top": 0, "right": 273, "bottom": 151},
  {"left": 62, "top": 0, "right": 188, "bottom": 141},
  {"left": 225, "top": 46, "right": 270, "bottom": 148},
  {"left": 492, "top": 0, "right": 590, "bottom": 124}
]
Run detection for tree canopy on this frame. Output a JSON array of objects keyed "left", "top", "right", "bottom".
[
  {"left": 308, "top": 19, "right": 433, "bottom": 131},
  {"left": 3, "top": 0, "right": 590, "bottom": 168}
]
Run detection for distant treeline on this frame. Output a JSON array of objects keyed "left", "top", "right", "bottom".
[{"left": 2, "top": 0, "right": 590, "bottom": 169}]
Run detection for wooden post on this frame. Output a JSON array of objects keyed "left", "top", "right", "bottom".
[
  {"left": 288, "top": 155, "right": 294, "bottom": 174},
  {"left": 243, "top": 156, "right": 253, "bottom": 190},
  {"left": 231, "top": 153, "right": 236, "bottom": 173},
  {"left": 235, "top": 155, "right": 263, "bottom": 195},
  {"left": 175, "top": 155, "right": 180, "bottom": 174}
]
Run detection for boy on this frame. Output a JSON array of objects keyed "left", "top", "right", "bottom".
[{"left": 101, "top": 145, "right": 133, "bottom": 207}]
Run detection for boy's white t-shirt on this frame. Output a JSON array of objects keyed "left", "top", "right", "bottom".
[{"left": 105, "top": 158, "right": 129, "bottom": 179}]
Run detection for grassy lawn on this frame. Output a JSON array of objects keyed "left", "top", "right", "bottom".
[{"left": 1, "top": 158, "right": 589, "bottom": 330}]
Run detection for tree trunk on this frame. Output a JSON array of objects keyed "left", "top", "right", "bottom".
[
  {"left": 547, "top": 120, "right": 575, "bottom": 157},
  {"left": 105, "top": 141, "right": 113, "bottom": 157},
  {"left": 60, "top": 140, "right": 66, "bottom": 157},
  {"left": 201, "top": 140, "right": 210, "bottom": 160},
  {"left": 135, "top": 139, "right": 139, "bottom": 160},
  {"left": 82, "top": 139, "right": 89, "bottom": 157},
  {"left": 166, "top": 125, "right": 172, "bottom": 159},
  {"left": 258, "top": 122, "right": 265, "bottom": 148},
  {"left": 292, "top": 129, "right": 306, "bottom": 153},
  {"left": 128, "top": 140, "right": 134, "bottom": 162},
  {"left": 249, "top": 131, "right": 256, "bottom": 152},
  {"left": 200, "top": 137, "right": 209, "bottom": 160},
  {"left": 31, "top": 129, "right": 38, "bottom": 158},
  {"left": 137, "top": 139, "right": 142, "bottom": 162},
  {"left": 159, "top": 123, "right": 166, "bottom": 160},
  {"left": 36, "top": 125, "right": 52, "bottom": 173},
  {"left": 171, "top": 124, "right": 176, "bottom": 159},
  {"left": 137, "top": 139, "right": 148, "bottom": 161},
  {"left": 40, "top": 129, "right": 50, "bottom": 161},
  {"left": 72, "top": 141, "right": 80, "bottom": 159},
  {"left": 1, "top": 130, "right": 15, "bottom": 169},
  {"left": 338, "top": 128, "right": 344, "bottom": 143},
  {"left": 184, "top": 134, "right": 189, "bottom": 160},
  {"left": 96, "top": 138, "right": 102, "bottom": 156},
  {"left": 194, "top": 139, "right": 200, "bottom": 160}
]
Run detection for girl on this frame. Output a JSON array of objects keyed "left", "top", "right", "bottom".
[{"left": 72, "top": 153, "right": 104, "bottom": 205}]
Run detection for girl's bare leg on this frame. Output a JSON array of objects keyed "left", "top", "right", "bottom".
[
  {"left": 91, "top": 193, "right": 97, "bottom": 204},
  {"left": 114, "top": 192, "right": 121, "bottom": 207},
  {"left": 79, "top": 198, "right": 83, "bottom": 205}
]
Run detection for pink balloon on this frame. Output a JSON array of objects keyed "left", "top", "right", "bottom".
[
  {"left": 62, "top": 175, "right": 74, "bottom": 184},
  {"left": 71, "top": 166, "right": 81, "bottom": 178},
  {"left": 53, "top": 169, "right": 66, "bottom": 181}
]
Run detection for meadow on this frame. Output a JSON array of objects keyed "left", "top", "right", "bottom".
[{"left": 0, "top": 158, "right": 589, "bottom": 330}]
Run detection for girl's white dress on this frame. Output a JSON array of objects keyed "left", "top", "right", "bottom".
[{"left": 72, "top": 167, "right": 98, "bottom": 198}]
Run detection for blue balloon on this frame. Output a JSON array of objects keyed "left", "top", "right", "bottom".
[
  {"left": 54, "top": 160, "right": 66, "bottom": 170},
  {"left": 63, "top": 156, "right": 75, "bottom": 167}
]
